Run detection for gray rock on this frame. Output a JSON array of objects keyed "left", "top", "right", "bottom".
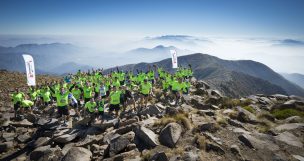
[
  {"left": 37, "top": 118, "right": 59, "bottom": 129},
  {"left": 195, "top": 80, "right": 210, "bottom": 89},
  {"left": 10, "top": 119, "right": 33, "bottom": 127},
  {"left": 0, "top": 141, "right": 14, "bottom": 153},
  {"left": 275, "top": 131, "right": 303, "bottom": 148},
  {"left": 30, "top": 145, "right": 62, "bottom": 161},
  {"left": 109, "top": 131, "right": 135, "bottom": 157},
  {"left": 230, "top": 144, "right": 241, "bottom": 155},
  {"left": 17, "top": 133, "right": 31, "bottom": 143},
  {"left": 109, "top": 136, "right": 130, "bottom": 157},
  {"left": 31, "top": 137, "right": 50, "bottom": 148},
  {"left": 75, "top": 134, "right": 103, "bottom": 147},
  {"left": 271, "top": 94, "right": 289, "bottom": 101},
  {"left": 236, "top": 106, "right": 259, "bottom": 124},
  {"left": 197, "top": 122, "right": 219, "bottom": 133},
  {"left": 197, "top": 110, "right": 215, "bottom": 116},
  {"left": 165, "top": 106, "right": 178, "bottom": 116},
  {"left": 25, "top": 113, "right": 36, "bottom": 123},
  {"left": 203, "top": 132, "right": 222, "bottom": 145},
  {"left": 2, "top": 132, "right": 16, "bottom": 142},
  {"left": 292, "top": 155, "right": 304, "bottom": 161},
  {"left": 228, "top": 119, "right": 244, "bottom": 128},
  {"left": 54, "top": 132, "right": 79, "bottom": 144},
  {"left": 135, "top": 126, "right": 159, "bottom": 148},
  {"left": 206, "top": 142, "right": 225, "bottom": 155},
  {"left": 275, "top": 123, "right": 304, "bottom": 132},
  {"left": 139, "top": 105, "right": 162, "bottom": 116},
  {"left": 149, "top": 151, "right": 169, "bottom": 161},
  {"left": 182, "top": 151, "right": 199, "bottom": 161},
  {"left": 284, "top": 116, "right": 302, "bottom": 123},
  {"left": 103, "top": 149, "right": 141, "bottom": 161},
  {"left": 159, "top": 122, "right": 182, "bottom": 148},
  {"left": 63, "top": 147, "right": 92, "bottom": 161},
  {"left": 238, "top": 133, "right": 279, "bottom": 151}
]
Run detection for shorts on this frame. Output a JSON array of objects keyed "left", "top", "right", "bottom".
[
  {"left": 141, "top": 93, "right": 149, "bottom": 97},
  {"left": 120, "top": 80, "right": 125, "bottom": 85},
  {"left": 98, "top": 111, "right": 104, "bottom": 116},
  {"left": 84, "top": 98, "right": 91, "bottom": 103},
  {"left": 106, "top": 91, "right": 110, "bottom": 97},
  {"left": 57, "top": 106, "right": 69, "bottom": 117},
  {"left": 94, "top": 92, "right": 99, "bottom": 99},
  {"left": 101, "top": 95, "right": 107, "bottom": 99},
  {"left": 172, "top": 90, "right": 179, "bottom": 95},
  {"left": 44, "top": 102, "right": 50, "bottom": 106},
  {"left": 109, "top": 104, "right": 120, "bottom": 112},
  {"left": 14, "top": 102, "right": 21, "bottom": 111},
  {"left": 70, "top": 103, "right": 78, "bottom": 109}
]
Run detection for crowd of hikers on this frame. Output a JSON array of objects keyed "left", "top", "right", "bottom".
[{"left": 11, "top": 65, "right": 193, "bottom": 126}]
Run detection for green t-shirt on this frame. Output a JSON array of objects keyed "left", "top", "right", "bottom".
[
  {"left": 55, "top": 92, "right": 69, "bottom": 107},
  {"left": 83, "top": 86, "right": 93, "bottom": 99},
  {"left": 41, "top": 91, "right": 51, "bottom": 102},
  {"left": 71, "top": 88, "right": 82, "bottom": 100},
  {"left": 12, "top": 92, "right": 24, "bottom": 104},
  {"left": 171, "top": 81, "right": 183, "bottom": 91},
  {"left": 97, "top": 100, "right": 105, "bottom": 112},
  {"left": 141, "top": 82, "right": 152, "bottom": 95},
  {"left": 21, "top": 100, "right": 34, "bottom": 108},
  {"left": 85, "top": 101, "right": 97, "bottom": 113},
  {"left": 110, "top": 91, "right": 121, "bottom": 105}
]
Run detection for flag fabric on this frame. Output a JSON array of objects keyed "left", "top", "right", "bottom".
[
  {"left": 22, "top": 54, "right": 36, "bottom": 86},
  {"left": 170, "top": 49, "right": 178, "bottom": 68}
]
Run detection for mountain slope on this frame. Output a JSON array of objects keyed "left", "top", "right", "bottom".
[
  {"left": 281, "top": 73, "right": 304, "bottom": 89},
  {"left": 105, "top": 53, "right": 304, "bottom": 97}
]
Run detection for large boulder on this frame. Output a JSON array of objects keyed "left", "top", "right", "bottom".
[
  {"left": 236, "top": 106, "right": 259, "bottom": 124},
  {"left": 238, "top": 133, "right": 279, "bottom": 151},
  {"left": 139, "top": 105, "right": 162, "bottom": 116},
  {"left": 17, "top": 133, "right": 31, "bottom": 143},
  {"left": 135, "top": 126, "right": 159, "bottom": 148},
  {"left": 0, "top": 141, "right": 14, "bottom": 153},
  {"left": 62, "top": 147, "right": 92, "bottom": 161},
  {"left": 30, "top": 145, "right": 62, "bottom": 161},
  {"left": 274, "top": 123, "right": 304, "bottom": 132},
  {"left": 159, "top": 122, "right": 182, "bottom": 148},
  {"left": 10, "top": 119, "right": 33, "bottom": 127},
  {"left": 275, "top": 131, "right": 303, "bottom": 148},
  {"left": 54, "top": 132, "right": 79, "bottom": 144},
  {"left": 108, "top": 131, "right": 135, "bottom": 157}
]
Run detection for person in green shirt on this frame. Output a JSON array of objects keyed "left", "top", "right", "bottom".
[
  {"left": 11, "top": 88, "right": 25, "bottom": 118},
  {"left": 96, "top": 96, "right": 105, "bottom": 122},
  {"left": 84, "top": 97, "right": 97, "bottom": 126},
  {"left": 171, "top": 78, "right": 183, "bottom": 106},
  {"left": 41, "top": 86, "right": 51, "bottom": 106},
  {"left": 83, "top": 82, "right": 94, "bottom": 103},
  {"left": 20, "top": 98, "right": 34, "bottom": 114},
  {"left": 139, "top": 79, "right": 152, "bottom": 108},
  {"left": 49, "top": 86, "right": 70, "bottom": 126},
  {"left": 108, "top": 86, "right": 121, "bottom": 117}
]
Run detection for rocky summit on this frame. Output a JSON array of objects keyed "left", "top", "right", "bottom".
[{"left": 0, "top": 70, "right": 304, "bottom": 161}]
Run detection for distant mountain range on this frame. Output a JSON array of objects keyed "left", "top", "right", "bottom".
[
  {"left": 281, "top": 73, "right": 304, "bottom": 89},
  {"left": 1, "top": 43, "right": 303, "bottom": 97},
  {"left": 105, "top": 53, "right": 304, "bottom": 97}
]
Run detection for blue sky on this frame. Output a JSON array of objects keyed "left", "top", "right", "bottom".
[{"left": 1, "top": 0, "right": 304, "bottom": 38}]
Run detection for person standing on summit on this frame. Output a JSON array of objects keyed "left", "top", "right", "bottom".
[{"left": 49, "top": 86, "right": 70, "bottom": 126}]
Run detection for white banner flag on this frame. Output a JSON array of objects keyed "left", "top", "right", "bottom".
[
  {"left": 170, "top": 49, "right": 178, "bottom": 68},
  {"left": 22, "top": 54, "right": 36, "bottom": 86}
]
